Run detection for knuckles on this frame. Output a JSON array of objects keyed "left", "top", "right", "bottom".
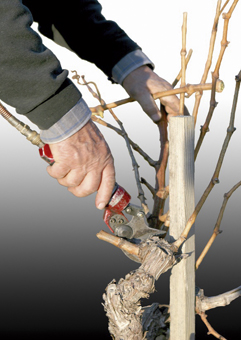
[
  {"left": 68, "top": 182, "right": 99, "bottom": 198},
  {"left": 69, "top": 187, "right": 96, "bottom": 198}
]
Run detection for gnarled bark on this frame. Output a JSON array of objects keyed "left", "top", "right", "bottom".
[{"left": 102, "top": 237, "right": 184, "bottom": 339}]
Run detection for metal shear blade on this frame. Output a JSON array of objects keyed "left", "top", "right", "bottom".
[{"left": 111, "top": 203, "right": 165, "bottom": 243}]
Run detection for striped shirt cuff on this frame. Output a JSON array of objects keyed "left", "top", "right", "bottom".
[
  {"left": 40, "top": 97, "right": 92, "bottom": 143},
  {"left": 112, "top": 50, "right": 155, "bottom": 85},
  {"left": 40, "top": 51, "right": 154, "bottom": 143}
]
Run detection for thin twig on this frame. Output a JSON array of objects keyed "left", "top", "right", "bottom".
[
  {"left": 89, "top": 80, "right": 224, "bottom": 115},
  {"left": 214, "top": 1, "right": 239, "bottom": 76},
  {"left": 196, "top": 180, "right": 241, "bottom": 269},
  {"left": 174, "top": 70, "right": 240, "bottom": 249},
  {"left": 172, "top": 49, "right": 193, "bottom": 88},
  {"left": 192, "top": 0, "right": 222, "bottom": 124},
  {"left": 112, "top": 113, "right": 150, "bottom": 213},
  {"left": 72, "top": 71, "right": 102, "bottom": 102},
  {"left": 91, "top": 116, "right": 156, "bottom": 167},
  {"left": 141, "top": 177, "right": 156, "bottom": 198},
  {"left": 179, "top": 12, "right": 188, "bottom": 115},
  {"left": 91, "top": 115, "right": 121, "bottom": 133},
  {"left": 199, "top": 312, "right": 227, "bottom": 340},
  {"left": 220, "top": 0, "right": 231, "bottom": 13},
  {"left": 194, "top": 0, "right": 239, "bottom": 160}
]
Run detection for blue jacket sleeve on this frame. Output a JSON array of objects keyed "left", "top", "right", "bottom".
[{"left": 23, "top": 0, "right": 141, "bottom": 80}]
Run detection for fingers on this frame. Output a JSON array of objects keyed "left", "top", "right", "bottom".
[
  {"left": 67, "top": 170, "right": 101, "bottom": 197},
  {"left": 160, "top": 94, "right": 180, "bottom": 117},
  {"left": 57, "top": 168, "right": 86, "bottom": 187},
  {"left": 122, "top": 65, "right": 183, "bottom": 122},
  {"left": 65, "top": 162, "right": 115, "bottom": 210},
  {"left": 161, "top": 96, "right": 191, "bottom": 119},
  {"left": 46, "top": 162, "right": 70, "bottom": 180},
  {"left": 48, "top": 160, "right": 115, "bottom": 209},
  {"left": 49, "top": 162, "right": 115, "bottom": 209}
]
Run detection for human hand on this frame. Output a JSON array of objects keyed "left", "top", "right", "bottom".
[
  {"left": 46, "top": 119, "right": 115, "bottom": 210},
  {"left": 122, "top": 65, "right": 187, "bottom": 122}
]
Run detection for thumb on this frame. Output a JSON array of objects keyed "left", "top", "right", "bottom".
[{"left": 95, "top": 163, "right": 116, "bottom": 210}]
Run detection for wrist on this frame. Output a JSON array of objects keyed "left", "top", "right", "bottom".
[{"left": 40, "top": 98, "right": 92, "bottom": 144}]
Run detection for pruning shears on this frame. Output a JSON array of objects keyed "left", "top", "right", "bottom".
[{"left": 103, "top": 183, "right": 165, "bottom": 243}]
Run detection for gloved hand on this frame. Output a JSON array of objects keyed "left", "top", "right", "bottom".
[
  {"left": 122, "top": 65, "right": 182, "bottom": 122},
  {"left": 47, "top": 119, "right": 115, "bottom": 210}
]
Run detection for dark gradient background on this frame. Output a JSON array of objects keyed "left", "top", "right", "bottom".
[{"left": 1, "top": 1, "right": 240, "bottom": 339}]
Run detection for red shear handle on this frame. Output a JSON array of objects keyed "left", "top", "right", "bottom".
[
  {"left": 103, "top": 184, "right": 131, "bottom": 232},
  {"left": 39, "top": 144, "right": 55, "bottom": 165}
]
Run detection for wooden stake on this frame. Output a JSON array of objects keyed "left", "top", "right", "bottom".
[{"left": 169, "top": 116, "right": 195, "bottom": 340}]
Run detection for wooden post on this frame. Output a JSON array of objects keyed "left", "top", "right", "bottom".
[{"left": 169, "top": 116, "right": 195, "bottom": 340}]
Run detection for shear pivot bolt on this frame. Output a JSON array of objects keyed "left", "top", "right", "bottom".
[{"left": 137, "top": 212, "right": 144, "bottom": 217}]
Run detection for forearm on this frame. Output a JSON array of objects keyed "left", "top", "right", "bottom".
[
  {"left": 1, "top": 0, "right": 155, "bottom": 142},
  {"left": 23, "top": 0, "right": 141, "bottom": 79}
]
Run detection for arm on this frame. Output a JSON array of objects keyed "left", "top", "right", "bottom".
[
  {"left": 21, "top": 0, "right": 181, "bottom": 204},
  {"left": 0, "top": 1, "right": 115, "bottom": 207},
  {"left": 1, "top": 1, "right": 179, "bottom": 208},
  {"left": 23, "top": 0, "right": 180, "bottom": 123}
]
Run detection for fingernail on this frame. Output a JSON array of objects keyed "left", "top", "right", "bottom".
[{"left": 97, "top": 202, "right": 106, "bottom": 210}]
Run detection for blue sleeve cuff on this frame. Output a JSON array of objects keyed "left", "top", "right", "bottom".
[
  {"left": 40, "top": 97, "right": 92, "bottom": 143},
  {"left": 112, "top": 50, "right": 155, "bottom": 85}
]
